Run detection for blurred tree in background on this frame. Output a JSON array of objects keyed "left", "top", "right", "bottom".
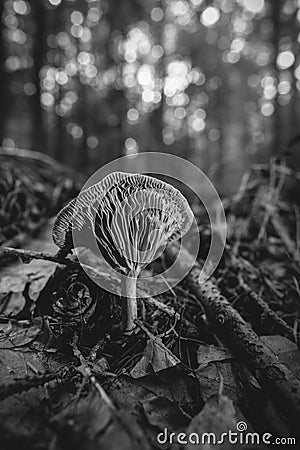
[{"left": 1, "top": 0, "right": 300, "bottom": 194}]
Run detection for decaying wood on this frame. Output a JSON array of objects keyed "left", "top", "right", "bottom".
[{"left": 166, "top": 244, "right": 300, "bottom": 435}]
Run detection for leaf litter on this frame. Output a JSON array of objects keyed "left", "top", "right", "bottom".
[{"left": 0, "top": 159, "right": 300, "bottom": 448}]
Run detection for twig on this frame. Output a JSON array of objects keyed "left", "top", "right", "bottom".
[
  {"left": 2, "top": 247, "right": 82, "bottom": 267},
  {"left": 72, "top": 339, "right": 116, "bottom": 411},
  {"left": 271, "top": 213, "right": 299, "bottom": 261},
  {"left": 1, "top": 247, "right": 112, "bottom": 280},
  {"left": 239, "top": 277, "right": 298, "bottom": 343},
  {"left": 0, "top": 366, "right": 75, "bottom": 400},
  {"left": 251, "top": 162, "right": 300, "bottom": 182},
  {"left": 135, "top": 318, "right": 185, "bottom": 368},
  {"left": 256, "top": 160, "right": 285, "bottom": 242},
  {"left": 239, "top": 276, "right": 299, "bottom": 344}
]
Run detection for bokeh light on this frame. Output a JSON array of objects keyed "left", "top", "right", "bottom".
[
  {"left": 1, "top": 0, "right": 299, "bottom": 185},
  {"left": 87, "top": 136, "right": 98, "bottom": 149},
  {"left": 127, "top": 108, "right": 139, "bottom": 122},
  {"left": 48, "top": 0, "right": 61, "bottom": 5},
  {"left": 242, "top": 0, "right": 264, "bottom": 14},
  {"left": 13, "top": 1, "right": 29, "bottom": 15},
  {"left": 151, "top": 7, "right": 164, "bottom": 22},
  {"left": 125, "top": 137, "right": 139, "bottom": 156},
  {"left": 200, "top": 7, "right": 220, "bottom": 27},
  {"left": 276, "top": 51, "right": 295, "bottom": 70},
  {"left": 261, "top": 103, "right": 274, "bottom": 117}
]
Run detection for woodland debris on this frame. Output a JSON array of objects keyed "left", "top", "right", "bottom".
[
  {"left": 239, "top": 277, "right": 298, "bottom": 345},
  {"left": 184, "top": 395, "right": 245, "bottom": 450},
  {"left": 166, "top": 243, "right": 300, "bottom": 436},
  {"left": 0, "top": 366, "right": 75, "bottom": 400},
  {"left": 130, "top": 319, "right": 181, "bottom": 378},
  {"left": 1, "top": 246, "right": 197, "bottom": 330},
  {"left": 0, "top": 147, "right": 81, "bottom": 252}
]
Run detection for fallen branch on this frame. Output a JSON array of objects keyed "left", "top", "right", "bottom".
[{"left": 166, "top": 244, "right": 300, "bottom": 436}]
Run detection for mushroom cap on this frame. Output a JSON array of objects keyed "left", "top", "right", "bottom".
[{"left": 53, "top": 172, "right": 193, "bottom": 273}]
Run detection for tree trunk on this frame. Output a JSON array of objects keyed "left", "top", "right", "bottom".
[
  {"left": 0, "top": 0, "right": 8, "bottom": 143},
  {"left": 29, "top": 0, "right": 47, "bottom": 153},
  {"left": 271, "top": 0, "right": 282, "bottom": 155}
]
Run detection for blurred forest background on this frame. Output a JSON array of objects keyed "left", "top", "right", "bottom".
[{"left": 0, "top": 0, "right": 299, "bottom": 194}]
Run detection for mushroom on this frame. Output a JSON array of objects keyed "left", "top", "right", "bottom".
[{"left": 52, "top": 172, "right": 193, "bottom": 331}]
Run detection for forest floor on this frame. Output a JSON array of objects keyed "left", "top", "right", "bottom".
[{"left": 0, "top": 152, "right": 300, "bottom": 450}]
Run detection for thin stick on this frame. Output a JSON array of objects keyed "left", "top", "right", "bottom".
[
  {"left": 239, "top": 275, "right": 299, "bottom": 344},
  {"left": 2, "top": 247, "right": 83, "bottom": 267},
  {"left": 72, "top": 340, "right": 116, "bottom": 411},
  {"left": 1, "top": 247, "right": 111, "bottom": 278},
  {"left": 0, "top": 366, "right": 75, "bottom": 400}
]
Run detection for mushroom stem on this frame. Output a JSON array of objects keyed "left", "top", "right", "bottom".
[{"left": 122, "top": 270, "right": 139, "bottom": 331}]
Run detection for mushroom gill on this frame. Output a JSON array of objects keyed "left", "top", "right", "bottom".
[{"left": 53, "top": 172, "right": 193, "bottom": 331}]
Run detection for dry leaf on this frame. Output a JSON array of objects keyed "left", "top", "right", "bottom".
[
  {"left": 52, "top": 390, "right": 152, "bottom": 450},
  {"left": 195, "top": 361, "right": 242, "bottom": 403},
  {"left": 142, "top": 396, "right": 190, "bottom": 432},
  {"left": 261, "top": 335, "right": 300, "bottom": 379},
  {"left": 0, "top": 317, "right": 43, "bottom": 349},
  {"left": 0, "top": 222, "right": 58, "bottom": 317},
  {"left": 196, "top": 344, "right": 233, "bottom": 370},
  {"left": 184, "top": 395, "right": 245, "bottom": 450},
  {"left": 130, "top": 338, "right": 180, "bottom": 378}
]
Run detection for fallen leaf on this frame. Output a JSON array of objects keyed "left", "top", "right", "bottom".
[
  {"left": 184, "top": 394, "right": 244, "bottom": 450},
  {"left": 0, "top": 318, "right": 43, "bottom": 349},
  {"left": 196, "top": 344, "right": 233, "bottom": 370},
  {"left": 0, "top": 321, "right": 12, "bottom": 334},
  {"left": 261, "top": 335, "right": 300, "bottom": 379},
  {"left": 0, "top": 222, "right": 58, "bottom": 317},
  {"left": 52, "top": 390, "right": 152, "bottom": 450},
  {"left": 195, "top": 361, "right": 242, "bottom": 403},
  {"left": 142, "top": 396, "right": 190, "bottom": 432},
  {"left": 109, "top": 367, "right": 202, "bottom": 421},
  {"left": 130, "top": 338, "right": 180, "bottom": 378},
  {"left": 52, "top": 391, "right": 112, "bottom": 440}
]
